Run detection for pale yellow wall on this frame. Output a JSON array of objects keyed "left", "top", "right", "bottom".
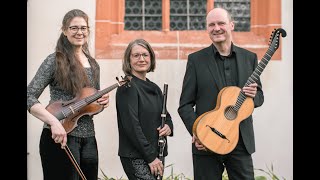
[{"left": 27, "top": 0, "right": 293, "bottom": 179}]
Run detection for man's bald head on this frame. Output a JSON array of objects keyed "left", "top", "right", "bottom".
[{"left": 206, "top": 7, "right": 233, "bottom": 23}]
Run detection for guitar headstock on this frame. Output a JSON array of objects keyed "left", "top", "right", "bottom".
[
  {"left": 268, "top": 28, "right": 287, "bottom": 52},
  {"left": 116, "top": 75, "right": 132, "bottom": 88}
]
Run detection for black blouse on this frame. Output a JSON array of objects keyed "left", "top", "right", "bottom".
[{"left": 116, "top": 75, "right": 174, "bottom": 163}]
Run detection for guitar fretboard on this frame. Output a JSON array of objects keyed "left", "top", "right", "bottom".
[{"left": 233, "top": 35, "right": 279, "bottom": 112}]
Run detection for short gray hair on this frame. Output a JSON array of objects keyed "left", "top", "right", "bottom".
[{"left": 122, "top": 39, "right": 156, "bottom": 75}]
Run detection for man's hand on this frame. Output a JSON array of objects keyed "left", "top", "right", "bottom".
[
  {"left": 242, "top": 83, "right": 258, "bottom": 98},
  {"left": 192, "top": 134, "right": 207, "bottom": 151}
]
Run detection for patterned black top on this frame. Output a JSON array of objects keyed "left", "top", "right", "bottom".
[{"left": 27, "top": 53, "right": 100, "bottom": 137}]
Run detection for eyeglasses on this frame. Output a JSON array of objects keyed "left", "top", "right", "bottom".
[
  {"left": 131, "top": 53, "right": 150, "bottom": 60},
  {"left": 68, "top": 26, "right": 89, "bottom": 34}
]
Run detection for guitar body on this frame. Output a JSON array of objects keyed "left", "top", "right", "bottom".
[
  {"left": 193, "top": 86, "right": 254, "bottom": 155},
  {"left": 46, "top": 87, "right": 103, "bottom": 133}
]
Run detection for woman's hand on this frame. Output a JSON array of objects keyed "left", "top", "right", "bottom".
[
  {"left": 50, "top": 119, "right": 67, "bottom": 149},
  {"left": 97, "top": 93, "right": 110, "bottom": 108},
  {"left": 157, "top": 124, "right": 172, "bottom": 136},
  {"left": 148, "top": 157, "right": 164, "bottom": 176}
]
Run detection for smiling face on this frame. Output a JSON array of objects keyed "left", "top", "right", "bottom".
[
  {"left": 130, "top": 44, "right": 151, "bottom": 79},
  {"left": 63, "top": 17, "right": 89, "bottom": 47},
  {"left": 206, "top": 8, "right": 234, "bottom": 45}
]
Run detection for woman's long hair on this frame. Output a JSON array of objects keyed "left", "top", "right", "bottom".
[{"left": 54, "top": 9, "right": 99, "bottom": 95}]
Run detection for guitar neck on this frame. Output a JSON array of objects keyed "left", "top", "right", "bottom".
[
  {"left": 245, "top": 47, "right": 276, "bottom": 87},
  {"left": 234, "top": 47, "right": 276, "bottom": 112}
]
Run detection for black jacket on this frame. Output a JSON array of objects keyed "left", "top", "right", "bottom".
[
  {"left": 178, "top": 44, "right": 264, "bottom": 155},
  {"left": 116, "top": 75, "right": 174, "bottom": 163}
]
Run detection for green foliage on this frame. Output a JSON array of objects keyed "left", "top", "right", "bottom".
[
  {"left": 222, "top": 163, "right": 286, "bottom": 180},
  {"left": 222, "top": 169, "right": 229, "bottom": 180},
  {"left": 98, "top": 164, "right": 191, "bottom": 180},
  {"left": 98, "top": 162, "right": 286, "bottom": 180},
  {"left": 255, "top": 163, "right": 286, "bottom": 180},
  {"left": 98, "top": 168, "right": 125, "bottom": 180},
  {"left": 163, "top": 163, "right": 191, "bottom": 180}
]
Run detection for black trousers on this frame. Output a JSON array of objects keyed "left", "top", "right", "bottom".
[
  {"left": 192, "top": 136, "right": 254, "bottom": 180},
  {"left": 120, "top": 157, "right": 163, "bottom": 180},
  {"left": 39, "top": 128, "right": 98, "bottom": 180}
]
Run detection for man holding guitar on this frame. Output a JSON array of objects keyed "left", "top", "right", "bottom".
[{"left": 178, "top": 7, "right": 264, "bottom": 180}]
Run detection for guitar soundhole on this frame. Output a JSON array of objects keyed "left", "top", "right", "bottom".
[{"left": 224, "top": 106, "right": 237, "bottom": 120}]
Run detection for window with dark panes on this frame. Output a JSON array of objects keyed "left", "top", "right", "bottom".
[
  {"left": 124, "top": 0, "right": 250, "bottom": 32},
  {"left": 170, "top": 0, "right": 207, "bottom": 30},
  {"left": 214, "top": 0, "right": 251, "bottom": 31},
  {"left": 124, "top": 0, "right": 162, "bottom": 30}
]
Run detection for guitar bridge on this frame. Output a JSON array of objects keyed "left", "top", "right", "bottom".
[{"left": 206, "top": 125, "right": 230, "bottom": 143}]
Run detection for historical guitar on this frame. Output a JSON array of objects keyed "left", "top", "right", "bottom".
[{"left": 192, "top": 28, "right": 287, "bottom": 155}]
